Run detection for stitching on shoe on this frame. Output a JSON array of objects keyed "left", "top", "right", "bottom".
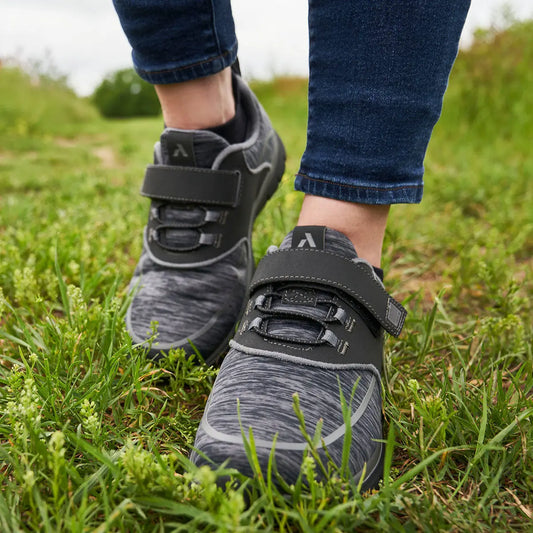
[
  {"left": 144, "top": 194, "right": 235, "bottom": 206},
  {"left": 229, "top": 340, "right": 380, "bottom": 373},
  {"left": 265, "top": 249, "right": 389, "bottom": 298},
  {"left": 143, "top": 231, "right": 250, "bottom": 269},
  {"left": 257, "top": 273, "right": 380, "bottom": 325},
  {"left": 254, "top": 250, "right": 403, "bottom": 334},
  {"left": 262, "top": 338, "right": 314, "bottom": 352}
]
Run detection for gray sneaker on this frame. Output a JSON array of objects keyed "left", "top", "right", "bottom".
[
  {"left": 126, "top": 75, "right": 286, "bottom": 363},
  {"left": 192, "top": 226, "right": 406, "bottom": 490}
]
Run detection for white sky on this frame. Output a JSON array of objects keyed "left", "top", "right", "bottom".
[{"left": 1, "top": 0, "right": 532, "bottom": 95}]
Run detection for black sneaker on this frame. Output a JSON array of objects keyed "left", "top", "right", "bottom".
[
  {"left": 192, "top": 226, "right": 406, "bottom": 490},
  {"left": 126, "top": 74, "right": 286, "bottom": 363}
]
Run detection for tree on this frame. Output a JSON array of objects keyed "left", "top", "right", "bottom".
[{"left": 92, "top": 68, "right": 160, "bottom": 118}]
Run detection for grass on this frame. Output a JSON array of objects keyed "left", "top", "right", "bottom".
[{"left": 0, "top": 21, "right": 532, "bottom": 531}]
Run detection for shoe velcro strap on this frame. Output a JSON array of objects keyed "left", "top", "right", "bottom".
[
  {"left": 251, "top": 249, "right": 406, "bottom": 337},
  {"left": 141, "top": 165, "right": 241, "bottom": 207}
]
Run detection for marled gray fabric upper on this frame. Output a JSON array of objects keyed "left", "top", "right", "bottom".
[
  {"left": 127, "top": 241, "right": 248, "bottom": 355},
  {"left": 192, "top": 229, "right": 384, "bottom": 486},
  {"left": 194, "top": 352, "right": 381, "bottom": 482}
]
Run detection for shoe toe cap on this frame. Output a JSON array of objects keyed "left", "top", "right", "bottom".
[
  {"left": 191, "top": 351, "right": 383, "bottom": 485},
  {"left": 126, "top": 253, "right": 248, "bottom": 358}
]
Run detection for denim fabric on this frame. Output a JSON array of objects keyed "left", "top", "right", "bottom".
[
  {"left": 112, "top": 0, "right": 238, "bottom": 84},
  {"left": 297, "top": 0, "right": 471, "bottom": 204},
  {"left": 113, "top": 0, "right": 470, "bottom": 205}
]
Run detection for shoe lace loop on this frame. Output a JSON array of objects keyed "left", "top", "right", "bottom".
[
  {"left": 248, "top": 284, "right": 353, "bottom": 353},
  {"left": 149, "top": 203, "right": 227, "bottom": 252}
]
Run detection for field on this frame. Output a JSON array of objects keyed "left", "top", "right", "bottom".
[{"left": 0, "top": 22, "right": 531, "bottom": 532}]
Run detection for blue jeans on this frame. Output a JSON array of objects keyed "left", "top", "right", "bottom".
[{"left": 113, "top": 0, "right": 470, "bottom": 205}]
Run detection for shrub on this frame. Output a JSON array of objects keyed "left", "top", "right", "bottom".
[{"left": 92, "top": 68, "right": 160, "bottom": 118}]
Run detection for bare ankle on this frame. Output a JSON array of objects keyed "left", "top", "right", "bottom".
[
  {"left": 155, "top": 67, "right": 235, "bottom": 130},
  {"left": 296, "top": 195, "right": 390, "bottom": 267}
]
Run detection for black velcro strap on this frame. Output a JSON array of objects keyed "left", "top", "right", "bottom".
[
  {"left": 251, "top": 249, "right": 406, "bottom": 337},
  {"left": 141, "top": 165, "right": 241, "bottom": 207}
]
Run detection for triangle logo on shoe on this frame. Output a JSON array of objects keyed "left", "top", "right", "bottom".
[
  {"left": 298, "top": 233, "right": 316, "bottom": 248},
  {"left": 163, "top": 130, "right": 197, "bottom": 166},
  {"left": 291, "top": 226, "right": 326, "bottom": 250},
  {"left": 172, "top": 144, "right": 189, "bottom": 159}
]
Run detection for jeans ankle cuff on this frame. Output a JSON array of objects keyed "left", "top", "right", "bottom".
[
  {"left": 294, "top": 173, "right": 423, "bottom": 205},
  {"left": 133, "top": 44, "right": 238, "bottom": 85}
]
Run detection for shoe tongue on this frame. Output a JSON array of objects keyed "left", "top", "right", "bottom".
[
  {"left": 279, "top": 226, "right": 359, "bottom": 261},
  {"left": 265, "top": 226, "right": 357, "bottom": 343},
  {"left": 158, "top": 128, "right": 230, "bottom": 168},
  {"left": 155, "top": 129, "right": 230, "bottom": 250}
]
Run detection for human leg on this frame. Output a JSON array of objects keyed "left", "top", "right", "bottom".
[
  {"left": 112, "top": 0, "right": 238, "bottom": 85},
  {"left": 297, "top": 198, "right": 390, "bottom": 267},
  {"left": 193, "top": 0, "right": 470, "bottom": 488},
  {"left": 155, "top": 68, "right": 235, "bottom": 130},
  {"left": 293, "top": 0, "right": 471, "bottom": 267},
  {"left": 297, "top": 0, "right": 471, "bottom": 208},
  {"left": 112, "top": 1, "right": 285, "bottom": 361},
  {"left": 113, "top": 0, "right": 237, "bottom": 128}
]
